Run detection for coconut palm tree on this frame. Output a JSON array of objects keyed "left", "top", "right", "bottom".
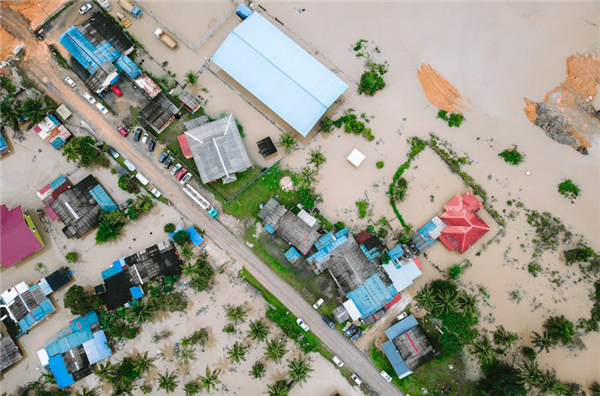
[
  {"left": 298, "top": 166, "right": 318, "bottom": 189},
  {"left": 537, "top": 369, "right": 560, "bottom": 394},
  {"left": 307, "top": 147, "right": 327, "bottom": 170},
  {"left": 177, "top": 344, "right": 197, "bottom": 368},
  {"left": 133, "top": 351, "right": 156, "bottom": 376},
  {"left": 226, "top": 305, "right": 246, "bottom": 325},
  {"left": 226, "top": 341, "right": 247, "bottom": 364},
  {"left": 197, "top": 366, "right": 221, "bottom": 393},
  {"left": 457, "top": 292, "right": 478, "bottom": 316},
  {"left": 469, "top": 337, "right": 495, "bottom": 366},
  {"left": 127, "top": 299, "right": 158, "bottom": 325},
  {"left": 433, "top": 288, "right": 458, "bottom": 315},
  {"left": 75, "top": 387, "right": 98, "bottom": 396},
  {"left": 22, "top": 96, "right": 53, "bottom": 124},
  {"left": 112, "top": 381, "right": 136, "bottom": 396},
  {"left": 287, "top": 355, "right": 313, "bottom": 386},
  {"left": 179, "top": 243, "right": 194, "bottom": 264},
  {"left": 249, "top": 361, "right": 266, "bottom": 379},
  {"left": 516, "top": 360, "right": 540, "bottom": 387},
  {"left": 182, "top": 261, "right": 202, "bottom": 279},
  {"left": 94, "top": 360, "right": 116, "bottom": 383},
  {"left": 265, "top": 339, "right": 287, "bottom": 363},
  {"left": 530, "top": 331, "right": 556, "bottom": 353},
  {"left": 278, "top": 132, "right": 295, "bottom": 153},
  {"left": 414, "top": 286, "right": 435, "bottom": 311},
  {"left": 248, "top": 319, "right": 269, "bottom": 343},
  {"left": 157, "top": 370, "right": 179, "bottom": 393},
  {"left": 266, "top": 380, "right": 290, "bottom": 396},
  {"left": 62, "top": 141, "right": 81, "bottom": 163},
  {"left": 543, "top": 315, "right": 576, "bottom": 345},
  {"left": 185, "top": 71, "right": 198, "bottom": 86},
  {"left": 0, "top": 99, "right": 22, "bottom": 129},
  {"left": 590, "top": 382, "right": 600, "bottom": 396},
  {"left": 492, "top": 325, "right": 519, "bottom": 349}
]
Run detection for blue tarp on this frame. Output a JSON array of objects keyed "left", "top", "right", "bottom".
[
  {"left": 0, "top": 133, "right": 7, "bottom": 151},
  {"left": 49, "top": 355, "right": 74, "bottom": 389},
  {"left": 50, "top": 175, "right": 67, "bottom": 190},
  {"left": 48, "top": 114, "right": 61, "bottom": 126},
  {"left": 265, "top": 224, "right": 275, "bottom": 234},
  {"left": 112, "top": 259, "right": 124, "bottom": 273},
  {"left": 187, "top": 227, "right": 204, "bottom": 246},
  {"left": 89, "top": 185, "right": 117, "bottom": 213},
  {"left": 168, "top": 225, "right": 184, "bottom": 240},
  {"left": 130, "top": 286, "right": 143, "bottom": 299},
  {"left": 51, "top": 137, "right": 66, "bottom": 149},
  {"left": 284, "top": 247, "right": 301, "bottom": 263},
  {"left": 211, "top": 13, "right": 348, "bottom": 137}
]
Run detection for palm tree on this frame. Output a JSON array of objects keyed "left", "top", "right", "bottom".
[
  {"left": 0, "top": 99, "right": 22, "bottom": 129},
  {"left": 537, "top": 369, "right": 559, "bottom": 394},
  {"left": 265, "top": 339, "right": 287, "bottom": 363},
  {"left": 133, "top": 351, "right": 156, "bottom": 375},
  {"left": 197, "top": 366, "right": 221, "bottom": 393},
  {"left": 182, "top": 262, "right": 202, "bottom": 279},
  {"left": 307, "top": 147, "right": 327, "bottom": 170},
  {"left": 414, "top": 286, "right": 435, "bottom": 311},
  {"left": 287, "top": 355, "right": 313, "bottom": 385},
  {"left": 457, "top": 292, "right": 478, "bottom": 316},
  {"left": 62, "top": 141, "right": 81, "bottom": 162},
  {"left": 128, "top": 299, "right": 157, "bottom": 325},
  {"left": 543, "top": 315, "right": 576, "bottom": 345},
  {"left": 183, "top": 381, "right": 201, "bottom": 396},
  {"left": 22, "top": 96, "right": 53, "bottom": 124},
  {"left": 266, "top": 380, "right": 290, "bottom": 396},
  {"left": 433, "top": 288, "right": 458, "bottom": 315},
  {"left": 298, "top": 166, "right": 318, "bottom": 189},
  {"left": 94, "top": 360, "right": 116, "bottom": 383},
  {"left": 177, "top": 344, "right": 197, "bottom": 367},
  {"left": 469, "top": 337, "right": 495, "bottom": 366},
  {"left": 590, "top": 382, "right": 600, "bottom": 396},
  {"left": 75, "top": 387, "right": 98, "bottom": 396},
  {"left": 248, "top": 319, "right": 269, "bottom": 343},
  {"left": 530, "top": 331, "right": 556, "bottom": 353},
  {"left": 157, "top": 370, "right": 179, "bottom": 393},
  {"left": 227, "top": 341, "right": 247, "bottom": 364},
  {"left": 492, "top": 325, "right": 519, "bottom": 349},
  {"left": 226, "top": 305, "right": 246, "bottom": 324},
  {"left": 516, "top": 360, "right": 540, "bottom": 387},
  {"left": 278, "top": 132, "right": 296, "bottom": 153},
  {"left": 186, "top": 72, "right": 198, "bottom": 86},
  {"left": 179, "top": 243, "right": 194, "bottom": 263},
  {"left": 111, "top": 381, "right": 136, "bottom": 396},
  {"left": 249, "top": 361, "right": 266, "bottom": 379}
]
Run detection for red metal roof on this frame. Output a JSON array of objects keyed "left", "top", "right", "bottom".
[
  {"left": 0, "top": 205, "right": 44, "bottom": 268},
  {"left": 177, "top": 134, "right": 193, "bottom": 159},
  {"left": 354, "top": 231, "right": 372, "bottom": 245},
  {"left": 439, "top": 192, "right": 489, "bottom": 253},
  {"left": 383, "top": 293, "right": 402, "bottom": 310}
]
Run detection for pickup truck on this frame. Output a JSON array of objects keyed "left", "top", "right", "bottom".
[
  {"left": 154, "top": 28, "right": 178, "bottom": 49},
  {"left": 147, "top": 183, "right": 162, "bottom": 198}
]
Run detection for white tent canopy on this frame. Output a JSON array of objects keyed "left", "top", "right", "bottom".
[{"left": 347, "top": 149, "right": 366, "bottom": 167}]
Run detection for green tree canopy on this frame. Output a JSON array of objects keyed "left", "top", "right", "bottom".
[{"left": 64, "top": 285, "right": 103, "bottom": 315}]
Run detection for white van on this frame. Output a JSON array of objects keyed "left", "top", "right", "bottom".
[{"left": 135, "top": 172, "right": 149, "bottom": 186}]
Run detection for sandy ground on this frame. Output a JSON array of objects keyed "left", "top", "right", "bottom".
[
  {"left": 0, "top": 25, "right": 22, "bottom": 62},
  {"left": 2, "top": 0, "right": 69, "bottom": 29}
]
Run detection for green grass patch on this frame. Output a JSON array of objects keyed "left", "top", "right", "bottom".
[{"left": 209, "top": 166, "right": 264, "bottom": 201}]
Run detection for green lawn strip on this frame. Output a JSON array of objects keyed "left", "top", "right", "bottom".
[{"left": 209, "top": 166, "right": 264, "bottom": 201}]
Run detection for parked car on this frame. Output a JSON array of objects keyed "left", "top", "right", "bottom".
[
  {"left": 380, "top": 370, "right": 393, "bottom": 383},
  {"left": 396, "top": 312, "right": 408, "bottom": 322},
  {"left": 322, "top": 315, "right": 335, "bottom": 329},
  {"left": 170, "top": 163, "right": 182, "bottom": 176},
  {"left": 142, "top": 133, "right": 149, "bottom": 143},
  {"left": 116, "top": 125, "right": 128, "bottom": 137},
  {"left": 344, "top": 324, "right": 357, "bottom": 338},
  {"left": 163, "top": 156, "right": 174, "bottom": 168},
  {"left": 133, "top": 128, "right": 142, "bottom": 142},
  {"left": 351, "top": 328, "right": 362, "bottom": 342},
  {"left": 83, "top": 92, "right": 96, "bottom": 104},
  {"left": 175, "top": 168, "right": 187, "bottom": 181},
  {"left": 313, "top": 298, "right": 324, "bottom": 309},
  {"left": 111, "top": 85, "right": 123, "bottom": 96},
  {"left": 123, "top": 159, "right": 136, "bottom": 172},
  {"left": 350, "top": 373, "right": 362, "bottom": 386},
  {"left": 148, "top": 138, "right": 156, "bottom": 152},
  {"left": 180, "top": 173, "right": 193, "bottom": 185},
  {"left": 79, "top": 3, "right": 92, "bottom": 14},
  {"left": 107, "top": 146, "right": 119, "bottom": 159},
  {"left": 332, "top": 355, "right": 344, "bottom": 368},
  {"left": 96, "top": 103, "right": 108, "bottom": 115},
  {"left": 158, "top": 151, "right": 169, "bottom": 163},
  {"left": 65, "top": 76, "right": 76, "bottom": 87},
  {"left": 296, "top": 318, "right": 310, "bottom": 332}
]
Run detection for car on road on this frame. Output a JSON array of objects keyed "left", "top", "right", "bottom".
[
  {"left": 79, "top": 3, "right": 92, "bottom": 14},
  {"left": 332, "top": 355, "right": 344, "bottom": 368},
  {"left": 322, "top": 315, "right": 335, "bottom": 329},
  {"left": 296, "top": 318, "right": 310, "bottom": 332},
  {"left": 158, "top": 151, "right": 169, "bottom": 163},
  {"left": 351, "top": 328, "right": 362, "bottom": 342},
  {"left": 180, "top": 173, "right": 193, "bottom": 185},
  {"left": 396, "top": 312, "right": 408, "bottom": 322},
  {"left": 107, "top": 146, "right": 119, "bottom": 159},
  {"left": 83, "top": 92, "right": 96, "bottom": 104},
  {"left": 148, "top": 138, "right": 156, "bottom": 152},
  {"left": 96, "top": 103, "right": 108, "bottom": 115},
  {"left": 351, "top": 373, "right": 362, "bottom": 386},
  {"left": 380, "top": 370, "right": 393, "bottom": 383},
  {"left": 65, "top": 76, "right": 76, "bottom": 87},
  {"left": 142, "top": 133, "right": 149, "bottom": 143},
  {"left": 313, "top": 298, "right": 324, "bottom": 309},
  {"left": 123, "top": 159, "right": 136, "bottom": 172},
  {"left": 170, "top": 163, "right": 182, "bottom": 176},
  {"left": 116, "top": 125, "right": 128, "bottom": 137},
  {"left": 111, "top": 85, "right": 123, "bottom": 96},
  {"left": 344, "top": 324, "right": 357, "bottom": 338},
  {"left": 133, "top": 128, "right": 142, "bottom": 142},
  {"left": 163, "top": 156, "right": 174, "bottom": 169},
  {"left": 175, "top": 168, "right": 187, "bottom": 181}
]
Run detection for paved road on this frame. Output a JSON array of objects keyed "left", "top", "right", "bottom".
[{"left": 1, "top": 8, "right": 402, "bottom": 396}]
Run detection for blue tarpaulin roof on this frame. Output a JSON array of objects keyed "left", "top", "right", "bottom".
[
  {"left": 168, "top": 225, "right": 184, "bottom": 240},
  {"left": 83, "top": 330, "right": 112, "bottom": 364},
  {"left": 49, "top": 355, "right": 74, "bottom": 388},
  {"left": 284, "top": 247, "right": 301, "bottom": 263},
  {"left": 211, "top": 12, "right": 348, "bottom": 137},
  {"left": 265, "top": 224, "right": 275, "bottom": 234},
  {"left": 89, "top": 185, "right": 117, "bottom": 213},
  {"left": 101, "top": 267, "right": 116, "bottom": 280},
  {"left": 130, "top": 286, "right": 143, "bottom": 299},
  {"left": 112, "top": 259, "right": 124, "bottom": 273},
  {"left": 0, "top": 134, "right": 7, "bottom": 151},
  {"left": 187, "top": 227, "right": 204, "bottom": 246}
]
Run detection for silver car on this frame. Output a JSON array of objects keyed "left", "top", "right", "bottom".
[{"left": 170, "top": 163, "right": 182, "bottom": 176}]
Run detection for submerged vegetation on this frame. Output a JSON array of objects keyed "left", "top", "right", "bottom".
[
  {"left": 437, "top": 109, "right": 465, "bottom": 128},
  {"left": 353, "top": 39, "right": 388, "bottom": 96},
  {"left": 320, "top": 109, "right": 375, "bottom": 141},
  {"left": 557, "top": 179, "right": 581, "bottom": 199},
  {"left": 498, "top": 145, "right": 524, "bottom": 165}
]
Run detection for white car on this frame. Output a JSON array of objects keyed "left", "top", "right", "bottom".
[
  {"left": 351, "top": 373, "right": 362, "bottom": 385},
  {"left": 396, "top": 312, "right": 408, "bottom": 322},
  {"left": 313, "top": 298, "right": 324, "bottom": 309},
  {"left": 65, "top": 76, "right": 76, "bottom": 88},
  {"left": 332, "top": 355, "right": 344, "bottom": 368},
  {"left": 296, "top": 318, "right": 310, "bottom": 332},
  {"left": 142, "top": 133, "right": 149, "bottom": 143},
  {"left": 79, "top": 3, "right": 92, "bottom": 14},
  {"left": 96, "top": 103, "right": 108, "bottom": 114},
  {"left": 83, "top": 92, "right": 96, "bottom": 104},
  {"left": 380, "top": 370, "right": 393, "bottom": 383},
  {"left": 180, "top": 173, "right": 193, "bottom": 185}
]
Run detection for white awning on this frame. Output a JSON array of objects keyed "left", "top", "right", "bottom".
[{"left": 347, "top": 149, "right": 366, "bottom": 167}]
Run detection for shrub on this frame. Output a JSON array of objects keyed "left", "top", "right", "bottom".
[
  {"left": 564, "top": 247, "right": 595, "bottom": 263},
  {"left": 334, "top": 221, "right": 346, "bottom": 230},
  {"left": 448, "top": 264, "right": 462, "bottom": 280},
  {"left": 157, "top": 291, "right": 188, "bottom": 312},
  {"left": 558, "top": 179, "right": 580, "bottom": 199},
  {"left": 376, "top": 161, "right": 384, "bottom": 169},
  {"left": 522, "top": 346, "right": 536, "bottom": 361},
  {"left": 380, "top": 252, "right": 390, "bottom": 264},
  {"left": 164, "top": 223, "right": 176, "bottom": 233},
  {"left": 299, "top": 187, "right": 315, "bottom": 209},
  {"left": 528, "top": 262, "right": 542, "bottom": 277},
  {"left": 64, "top": 285, "right": 103, "bottom": 315},
  {"left": 498, "top": 146, "right": 524, "bottom": 165},
  {"left": 65, "top": 251, "right": 79, "bottom": 263},
  {"left": 118, "top": 175, "right": 139, "bottom": 194},
  {"left": 355, "top": 200, "right": 369, "bottom": 218},
  {"left": 437, "top": 109, "right": 449, "bottom": 120},
  {"left": 358, "top": 70, "right": 385, "bottom": 96},
  {"left": 173, "top": 230, "right": 190, "bottom": 245},
  {"left": 448, "top": 113, "right": 465, "bottom": 127}
]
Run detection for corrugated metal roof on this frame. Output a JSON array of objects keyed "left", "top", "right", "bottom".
[
  {"left": 284, "top": 247, "right": 301, "bottom": 263},
  {"left": 89, "top": 185, "right": 117, "bottom": 213},
  {"left": 384, "top": 314, "right": 419, "bottom": 340},
  {"left": 49, "top": 355, "right": 74, "bottom": 388},
  {"left": 114, "top": 55, "right": 141, "bottom": 79},
  {"left": 382, "top": 260, "right": 422, "bottom": 293},
  {"left": 211, "top": 12, "right": 347, "bottom": 137},
  {"left": 382, "top": 340, "right": 411, "bottom": 378},
  {"left": 82, "top": 330, "right": 112, "bottom": 364}
]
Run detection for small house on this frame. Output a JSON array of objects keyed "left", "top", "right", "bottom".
[
  {"left": 0, "top": 204, "right": 45, "bottom": 268},
  {"left": 139, "top": 93, "right": 179, "bottom": 133}
]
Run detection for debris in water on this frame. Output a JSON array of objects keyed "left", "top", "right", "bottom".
[{"left": 417, "top": 64, "right": 469, "bottom": 114}]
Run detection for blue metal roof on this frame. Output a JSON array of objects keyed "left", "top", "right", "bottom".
[
  {"left": 45, "top": 327, "right": 93, "bottom": 358},
  {"left": 49, "top": 355, "right": 74, "bottom": 389},
  {"left": 101, "top": 267, "right": 116, "bottom": 280},
  {"left": 51, "top": 137, "right": 66, "bottom": 149},
  {"left": 388, "top": 244, "right": 405, "bottom": 261},
  {"left": 59, "top": 26, "right": 120, "bottom": 74},
  {"left": 0, "top": 133, "right": 7, "bottom": 151},
  {"left": 49, "top": 175, "right": 67, "bottom": 190},
  {"left": 360, "top": 243, "right": 381, "bottom": 262},
  {"left": 384, "top": 314, "right": 419, "bottom": 340},
  {"left": 89, "top": 185, "right": 117, "bottom": 213},
  {"left": 112, "top": 259, "right": 124, "bottom": 273},
  {"left": 211, "top": 12, "right": 348, "bottom": 137},
  {"left": 82, "top": 330, "right": 112, "bottom": 364},
  {"left": 130, "top": 286, "right": 143, "bottom": 299},
  {"left": 69, "top": 311, "right": 99, "bottom": 332},
  {"left": 115, "top": 55, "right": 141, "bottom": 79},
  {"left": 265, "top": 224, "right": 275, "bottom": 234},
  {"left": 236, "top": 4, "right": 253, "bottom": 19},
  {"left": 187, "top": 226, "right": 205, "bottom": 246},
  {"left": 284, "top": 247, "right": 301, "bottom": 263},
  {"left": 382, "top": 340, "right": 410, "bottom": 378},
  {"left": 347, "top": 274, "right": 398, "bottom": 318}
]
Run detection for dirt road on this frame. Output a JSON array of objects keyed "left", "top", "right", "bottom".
[{"left": 0, "top": 6, "right": 401, "bottom": 396}]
